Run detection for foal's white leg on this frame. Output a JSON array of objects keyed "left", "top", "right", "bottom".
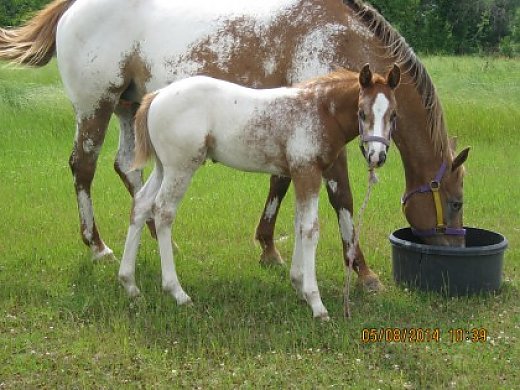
[
  {"left": 119, "top": 166, "right": 163, "bottom": 297},
  {"left": 154, "top": 169, "right": 194, "bottom": 305},
  {"left": 292, "top": 172, "right": 329, "bottom": 320}
]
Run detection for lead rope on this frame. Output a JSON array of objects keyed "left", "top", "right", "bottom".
[{"left": 344, "top": 168, "right": 378, "bottom": 318}]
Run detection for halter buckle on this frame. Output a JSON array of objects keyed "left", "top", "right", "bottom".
[
  {"left": 430, "top": 180, "right": 440, "bottom": 191},
  {"left": 435, "top": 225, "right": 447, "bottom": 234}
]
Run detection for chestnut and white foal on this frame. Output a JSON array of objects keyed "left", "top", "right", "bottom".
[{"left": 119, "top": 65, "right": 400, "bottom": 319}]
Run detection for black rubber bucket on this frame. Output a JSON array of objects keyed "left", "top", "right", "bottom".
[{"left": 389, "top": 227, "right": 508, "bottom": 296}]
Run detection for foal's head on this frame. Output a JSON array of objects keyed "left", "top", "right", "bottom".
[{"left": 357, "top": 64, "right": 401, "bottom": 168}]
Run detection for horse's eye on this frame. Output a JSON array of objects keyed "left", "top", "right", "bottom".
[
  {"left": 359, "top": 111, "right": 366, "bottom": 121},
  {"left": 391, "top": 111, "right": 397, "bottom": 121},
  {"left": 451, "top": 201, "right": 463, "bottom": 211}
]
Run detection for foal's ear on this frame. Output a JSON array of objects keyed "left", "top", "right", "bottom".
[
  {"left": 359, "top": 63, "right": 373, "bottom": 88},
  {"left": 387, "top": 64, "right": 401, "bottom": 89},
  {"left": 452, "top": 147, "right": 471, "bottom": 172}
]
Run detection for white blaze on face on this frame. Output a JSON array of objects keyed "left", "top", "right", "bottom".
[{"left": 368, "top": 93, "right": 390, "bottom": 164}]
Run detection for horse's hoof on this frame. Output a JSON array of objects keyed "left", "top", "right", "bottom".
[
  {"left": 126, "top": 285, "right": 141, "bottom": 298},
  {"left": 119, "top": 275, "right": 141, "bottom": 298},
  {"left": 92, "top": 246, "right": 118, "bottom": 262},
  {"left": 176, "top": 293, "right": 192, "bottom": 306},
  {"left": 357, "top": 272, "right": 385, "bottom": 292},
  {"left": 314, "top": 311, "right": 330, "bottom": 322},
  {"left": 259, "top": 249, "right": 285, "bottom": 266}
]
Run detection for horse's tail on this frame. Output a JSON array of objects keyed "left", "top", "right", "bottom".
[
  {"left": 0, "top": 0, "right": 74, "bottom": 66},
  {"left": 133, "top": 92, "right": 159, "bottom": 170}
]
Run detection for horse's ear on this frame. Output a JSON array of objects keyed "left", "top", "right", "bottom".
[
  {"left": 359, "top": 63, "right": 373, "bottom": 88},
  {"left": 387, "top": 64, "right": 401, "bottom": 89},
  {"left": 452, "top": 147, "right": 470, "bottom": 172}
]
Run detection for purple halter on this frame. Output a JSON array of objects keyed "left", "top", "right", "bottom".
[
  {"left": 401, "top": 162, "right": 466, "bottom": 237},
  {"left": 358, "top": 114, "right": 396, "bottom": 157}
]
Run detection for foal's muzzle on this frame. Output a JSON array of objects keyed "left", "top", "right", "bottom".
[{"left": 363, "top": 144, "right": 389, "bottom": 168}]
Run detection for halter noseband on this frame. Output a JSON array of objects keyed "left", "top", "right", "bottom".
[
  {"left": 358, "top": 114, "right": 396, "bottom": 157},
  {"left": 401, "top": 162, "right": 466, "bottom": 237}
]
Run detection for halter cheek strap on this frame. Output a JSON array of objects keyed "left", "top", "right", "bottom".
[{"left": 401, "top": 162, "right": 466, "bottom": 237}]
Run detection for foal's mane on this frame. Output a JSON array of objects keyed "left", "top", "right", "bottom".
[
  {"left": 297, "top": 68, "right": 357, "bottom": 88},
  {"left": 343, "top": 0, "right": 448, "bottom": 158}
]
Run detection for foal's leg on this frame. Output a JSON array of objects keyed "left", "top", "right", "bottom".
[
  {"left": 154, "top": 168, "right": 194, "bottom": 305},
  {"left": 322, "top": 150, "right": 383, "bottom": 292},
  {"left": 255, "top": 175, "right": 291, "bottom": 265},
  {"left": 114, "top": 103, "right": 157, "bottom": 238},
  {"left": 291, "top": 169, "right": 329, "bottom": 320},
  {"left": 69, "top": 101, "right": 115, "bottom": 260},
  {"left": 119, "top": 166, "right": 163, "bottom": 297}
]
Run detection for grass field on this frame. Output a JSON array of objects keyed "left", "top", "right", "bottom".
[{"left": 0, "top": 56, "right": 519, "bottom": 388}]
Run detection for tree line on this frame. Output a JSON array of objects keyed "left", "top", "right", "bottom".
[{"left": 1, "top": 0, "right": 519, "bottom": 56}]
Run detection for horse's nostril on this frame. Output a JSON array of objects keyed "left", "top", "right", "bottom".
[{"left": 378, "top": 151, "right": 387, "bottom": 165}]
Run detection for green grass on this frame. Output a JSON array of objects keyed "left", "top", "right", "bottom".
[{"left": 0, "top": 57, "right": 519, "bottom": 388}]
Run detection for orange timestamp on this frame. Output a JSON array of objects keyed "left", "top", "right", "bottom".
[{"left": 361, "top": 327, "right": 489, "bottom": 343}]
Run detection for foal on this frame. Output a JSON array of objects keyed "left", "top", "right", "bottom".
[{"left": 119, "top": 65, "right": 400, "bottom": 319}]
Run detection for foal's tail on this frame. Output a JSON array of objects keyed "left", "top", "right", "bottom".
[
  {"left": 0, "top": 0, "right": 73, "bottom": 66},
  {"left": 133, "top": 92, "right": 159, "bottom": 170}
]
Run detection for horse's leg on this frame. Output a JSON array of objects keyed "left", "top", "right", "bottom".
[
  {"left": 255, "top": 175, "right": 291, "bottom": 265},
  {"left": 69, "top": 102, "right": 115, "bottom": 260},
  {"left": 119, "top": 166, "right": 163, "bottom": 297},
  {"left": 114, "top": 103, "right": 157, "bottom": 239},
  {"left": 291, "top": 168, "right": 329, "bottom": 320},
  {"left": 154, "top": 167, "right": 194, "bottom": 305},
  {"left": 322, "top": 150, "right": 384, "bottom": 292}
]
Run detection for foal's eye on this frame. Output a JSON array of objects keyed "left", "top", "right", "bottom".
[{"left": 359, "top": 111, "right": 366, "bottom": 121}]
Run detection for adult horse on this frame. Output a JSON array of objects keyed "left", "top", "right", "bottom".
[{"left": 0, "top": 0, "right": 469, "bottom": 293}]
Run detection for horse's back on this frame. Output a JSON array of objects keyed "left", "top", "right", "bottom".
[{"left": 55, "top": 0, "right": 376, "bottom": 117}]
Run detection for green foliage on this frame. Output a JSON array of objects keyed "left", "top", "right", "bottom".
[
  {"left": 369, "top": 0, "right": 520, "bottom": 54},
  {"left": 0, "top": 0, "right": 49, "bottom": 26}
]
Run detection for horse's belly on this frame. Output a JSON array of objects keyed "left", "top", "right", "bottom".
[{"left": 211, "top": 143, "right": 287, "bottom": 176}]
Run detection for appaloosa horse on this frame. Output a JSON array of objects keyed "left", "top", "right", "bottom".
[
  {"left": 118, "top": 66, "right": 400, "bottom": 319},
  {"left": 0, "top": 0, "right": 469, "bottom": 293}
]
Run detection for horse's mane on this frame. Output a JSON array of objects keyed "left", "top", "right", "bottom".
[{"left": 343, "top": 0, "right": 448, "bottom": 157}]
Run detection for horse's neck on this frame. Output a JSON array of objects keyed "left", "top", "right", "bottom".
[{"left": 394, "top": 82, "right": 447, "bottom": 189}]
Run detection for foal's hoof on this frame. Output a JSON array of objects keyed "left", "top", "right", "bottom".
[
  {"left": 175, "top": 293, "right": 192, "bottom": 306},
  {"left": 314, "top": 311, "right": 330, "bottom": 322},
  {"left": 259, "top": 248, "right": 285, "bottom": 266},
  {"left": 357, "top": 272, "right": 385, "bottom": 293},
  {"left": 119, "top": 275, "right": 141, "bottom": 298},
  {"left": 126, "top": 285, "right": 141, "bottom": 299}
]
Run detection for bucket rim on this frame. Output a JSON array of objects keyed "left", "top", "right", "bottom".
[{"left": 389, "top": 227, "right": 508, "bottom": 256}]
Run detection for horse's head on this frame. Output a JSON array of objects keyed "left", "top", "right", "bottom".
[
  {"left": 358, "top": 64, "right": 401, "bottom": 168},
  {"left": 401, "top": 139, "right": 471, "bottom": 247}
]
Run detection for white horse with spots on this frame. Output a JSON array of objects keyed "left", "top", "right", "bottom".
[{"left": 119, "top": 66, "right": 400, "bottom": 319}]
